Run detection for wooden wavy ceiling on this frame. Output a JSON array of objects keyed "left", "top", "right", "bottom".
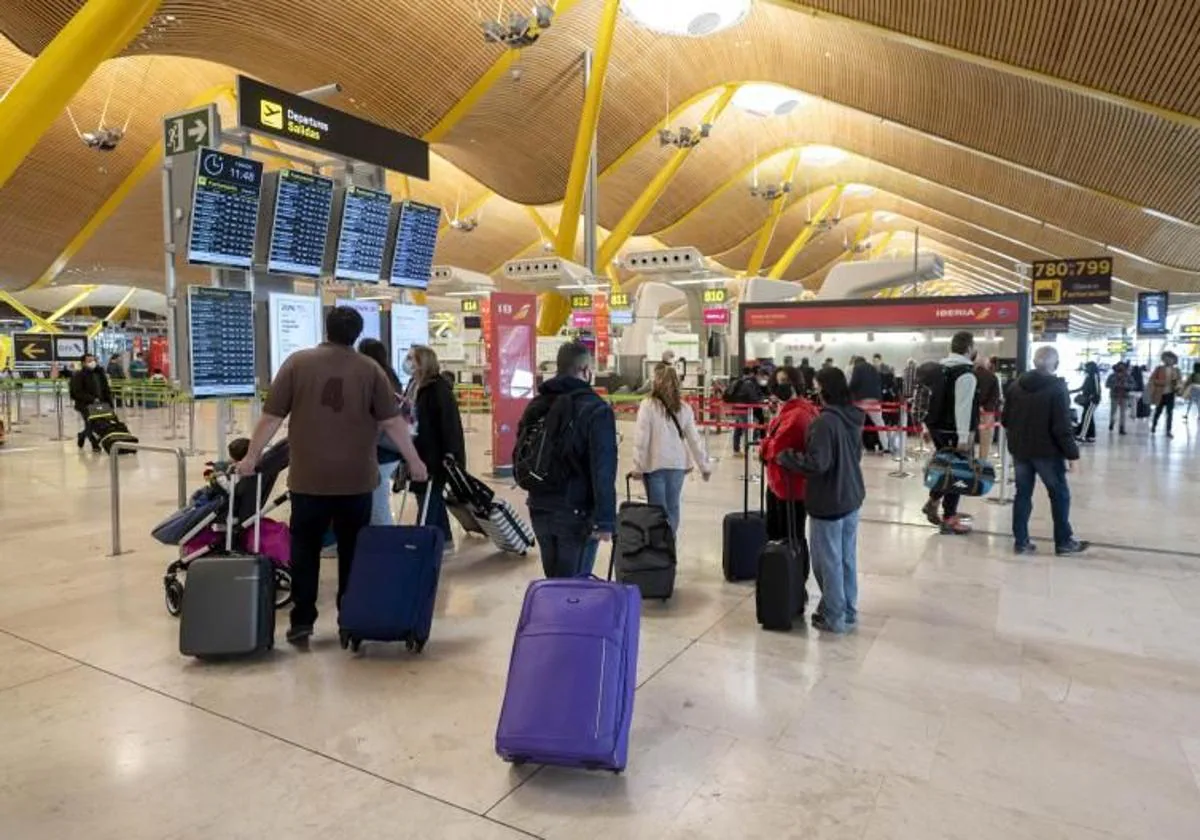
[{"left": 3, "top": 0, "right": 1200, "bottom": 296}]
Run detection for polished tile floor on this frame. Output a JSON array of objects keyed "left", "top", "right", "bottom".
[{"left": 2, "top": 399, "right": 1199, "bottom": 839}]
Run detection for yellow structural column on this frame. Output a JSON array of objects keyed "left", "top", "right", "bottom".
[
  {"left": 596, "top": 86, "right": 737, "bottom": 269},
  {"left": 865, "top": 230, "right": 895, "bottom": 261},
  {"left": 537, "top": 291, "right": 573, "bottom": 337},
  {"left": 744, "top": 149, "right": 802, "bottom": 278},
  {"left": 87, "top": 287, "right": 138, "bottom": 338},
  {"left": 556, "top": 0, "right": 622, "bottom": 256},
  {"left": 28, "top": 285, "right": 99, "bottom": 333},
  {"left": 840, "top": 211, "right": 875, "bottom": 261},
  {"left": 0, "top": 0, "right": 162, "bottom": 190},
  {"left": 0, "top": 290, "right": 58, "bottom": 333},
  {"left": 768, "top": 185, "right": 845, "bottom": 280}
]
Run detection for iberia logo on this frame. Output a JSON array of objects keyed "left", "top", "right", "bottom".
[
  {"left": 515, "top": 304, "right": 532, "bottom": 321},
  {"left": 975, "top": 307, "right": 992, "bottom": 320}
]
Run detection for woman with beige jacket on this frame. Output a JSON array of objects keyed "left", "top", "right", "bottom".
[
  {"left": 631, "top": 365, "right": 711, "bottom": 533},
  {"left": 1149, "top": 351, "right": 1183, "bottom": 438}
]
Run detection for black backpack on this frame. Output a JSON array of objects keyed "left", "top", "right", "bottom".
[
  {"left": 918, "top": 362, "right": 974, "bottom": 432},
  {"left": 513, "top": 391, "right": 589, "bottom": 493}
]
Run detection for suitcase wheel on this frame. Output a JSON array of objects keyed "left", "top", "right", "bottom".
[
  {"left": 163, "top": 576, "right": 184, "bottom": 617},
  {"left": 273, "top": 569, "right": 293, "bottom": 610},
  {"left": 508, "top": 757, "right": 529, "bottom": 767},
  {"left": 404, "top": 638, "right": 425, "bottom": 654},
  {"left": 339, "top": 630, "right": 359, "bottom": 652}
]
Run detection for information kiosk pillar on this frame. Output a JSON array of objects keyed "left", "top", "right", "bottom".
[{"left": 488, "top": 293, "right": 538, "bottom": 477}]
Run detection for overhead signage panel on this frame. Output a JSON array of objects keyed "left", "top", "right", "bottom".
[
  {"left": 702, "top": 287, "right": 728, "bottom": 305},
  {"left": 12, "top": 331, "right": 91, "bottom": 370},
  {"left": 609, "top": 291, "right": 630, "bottom": 309},
  {"left": 1032, "top": 308, "right": 1070, "bottom": 335},
  {"left": 1029, "top": 256, "right": 1113, "bottom": 305},
  {"left": 188, "top": 287, "right": 256, "bottom": 398},
  {"left": 163, "top": 104, "right": 218, "bottom": 157},
  {"left": 1107, "top": 337, "right": 1134, "bottom": 355},
  {"left": 742, "top": 298, "right": 1024, "bottom": 331},
  {"left": 703, "top": 307, "right": 730, "bottom": 326},
  {"left": 609, "top": 309, "right": 635, "bottom": 326},
  {"left": 334, "top": 186, "right": 391, "bottom": 282},
  {"left": 237, "top": 75, "right": 430, "bottom": 179},
  {"left": 389, "top": 200, "right": 441, "bottom": 290},
  {"left": 1136, "top": 291, "right": 1169, "bottom": 336},
  {"left": 336, "top": 298, "right": 382, "bottom": 343},
  {"left": 569, "top": 293, "right": 593, "bottom": 310},
  {"left": 187, "top": 148, "right": 264, "bottom": 269},
  {"left": 267, "top": 170, "right": 335, "bottom": 277},
  {"left": 460, "top": 298, "right": 481, "bottom": 314}
]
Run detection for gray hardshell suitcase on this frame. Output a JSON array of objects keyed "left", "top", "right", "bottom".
[{"left": 179, "top": 474, "right": 275, "bottom": 658}]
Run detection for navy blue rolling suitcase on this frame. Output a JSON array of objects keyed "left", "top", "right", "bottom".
[{"left": 338, "top": 492, "right": 445, "bottom": 654}]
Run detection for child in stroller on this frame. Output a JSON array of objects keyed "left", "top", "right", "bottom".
[{"left": 152, "top": 438, "right": 292, "bottom": 616}]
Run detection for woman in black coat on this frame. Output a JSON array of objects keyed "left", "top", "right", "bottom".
[{"left": 402, "top": 344, "right": 466, "bottom": 545}]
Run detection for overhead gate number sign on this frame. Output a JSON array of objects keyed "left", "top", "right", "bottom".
[
  {"left": 163, "top": 104, "right": 219, "bottom": 157},
  {"left": 1029, "top": 256, "right": 1113, "bottom": 305}
]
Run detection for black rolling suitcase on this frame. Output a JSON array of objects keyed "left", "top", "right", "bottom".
[
  {"left": 756, "top": 498, "right": 807, "bottom": 631},
  {"left": 613, "top": 475, "right": 677, "bottom": 600},
  {"left": 179, "top": 473, "right": 275, "bottom": 659},
  {"left": 85, "top": 402, "right": 138, "bottom": 454},
  {"left": 722, "top": 444, "right": 767, "bottom": 582}
]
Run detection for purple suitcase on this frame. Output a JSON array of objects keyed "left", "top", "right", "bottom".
[{"left": 495, "top": 578, "right": 640, "bottom": 772}]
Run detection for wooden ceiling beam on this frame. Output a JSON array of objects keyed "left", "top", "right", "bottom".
[{"left": 764, "top": 0, "right": 1200, "bottom": 138}]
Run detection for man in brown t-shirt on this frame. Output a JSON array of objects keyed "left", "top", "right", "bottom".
[{"left": 239, "top": 306, "right": 427, "bottom": 646}]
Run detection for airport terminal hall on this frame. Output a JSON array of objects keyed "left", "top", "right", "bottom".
[{"left": 6, "top": 1, "right": 1200, "bottom": 838}]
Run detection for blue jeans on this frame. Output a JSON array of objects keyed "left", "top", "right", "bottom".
[
  {"left": 643, "top": 468, "right": 686, "bottom": 533},
  {"left": 530, "top": 509, "right": 599, "bottom": 578},
  {"left": 1012, "top": 457, "right": 1073, "bottom": 548},
  {"left": 371, "top": 461, "right": 399, "bottom": 526},
  {"left": 413, "top": 476, "right": 452, "bottom": 546},
  {"left": 809, "top": 510, "right": 860, "bottom": 632}
]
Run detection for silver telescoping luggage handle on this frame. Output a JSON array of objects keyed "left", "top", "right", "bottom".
[
  {"left": 226, "top": 471, "right": 264, "bottom": 554},
  {"left": 397, "top": 480, "right": 435, "bottom": 527}
]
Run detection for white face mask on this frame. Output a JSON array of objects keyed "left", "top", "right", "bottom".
[{"left": 84, "top": 361, "right": 97, "bottom": 370}]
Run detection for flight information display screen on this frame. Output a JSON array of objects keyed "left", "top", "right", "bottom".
[
  {"left": 187, "top": 286, "right": 256, "bottom": 398},
  {"left": 187, "top": 148, "right": 264, "bottom": 268},
  {"left": 390, "top": 200, "right": 441, "bottom": 289},
  {"left": 334, "top": 186, "right": 391, "bottom": 282},
  {"left": 267, "top": 170, "right": 334, "bottom": 276}
]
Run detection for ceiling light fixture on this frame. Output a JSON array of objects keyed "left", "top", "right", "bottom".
[
  {"left": 731, "top": 83, "right": 804, "bottom": 117},
  {"left": 799, "top": 145, "right": 847, "bottom": 167},
  {"left": 620, "top": 0, "right": 753, "bottom": 37},
  {"left": 842, "top": 183, "right": 875, "bottom": 197}
]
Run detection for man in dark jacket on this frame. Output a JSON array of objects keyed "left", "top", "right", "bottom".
[
  {"left": 849, "top": 356, "right": 887, "bottom": 453},
  {"left": 517, "top": 341, "right": 617, "bottom": 578},
  {"left": 69, "top": 354, "right": 113, "bottom": 451},
  {"left": 778, "top": 367, "right": 866, "bottom": 634},
  {"left": 1002, "top": 346, "right": 1087, "bottom": 556}
]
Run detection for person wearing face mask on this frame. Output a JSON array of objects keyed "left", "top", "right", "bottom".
[
  {"left": 401, "top": 343, "right": 465, "bottom": 546},
  {"left": 1002, "top": 346, "right": 1087, "bottom": 556},
  {"left": 68, "top": 353, "right": 113, "bottom": 452},
  {"left": 357, "top": 338, "right": 406, "bottom": 526}
]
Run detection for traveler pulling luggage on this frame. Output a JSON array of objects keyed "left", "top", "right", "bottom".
[
  {"left": 178, "top": 473, "right": 276, "bottom": 659},
  {"left": 442, "top": 456, "right": 535, "bottom": 555},
  {"left": 722, "top": 443, "right": 767, "bottom": 581},
  {"left": 338, "top": 489, "right": 445, "bottom": 653},
  {"left": 613, "top": 474, "right": 676, "bottom": 601},
  {"left": 756, "top": 494, "right": 806, "bottom": 632},
  {"left": 495, "top": 574, "right": 641, "bottom": 773}
]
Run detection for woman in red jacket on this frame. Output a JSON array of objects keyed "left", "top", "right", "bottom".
[{"left": 760, "top": 366, "right": 819, "bottom": 548}]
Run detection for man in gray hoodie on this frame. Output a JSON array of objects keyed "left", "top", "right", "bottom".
[{"left": 779, "top": 367, "right": 866, "bottom": 633}]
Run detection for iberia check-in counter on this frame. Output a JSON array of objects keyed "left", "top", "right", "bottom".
[{"left": 737, "top": 294, "right": 1031, "bottom": 375}]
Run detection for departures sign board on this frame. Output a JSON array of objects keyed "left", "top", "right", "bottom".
[
  {"left": 389, "top": 200, "right": 441, "bottom": 290},
  {"left": 334, "top": 186, "right": 391, "bottom": 282},
  {"left": 187, "top": 287, "right": 256, "bottom": 398},
  {"left": 187, "top": 148, "right": 264, "bottom": 269},
  {"left": 267, "top": 169, "right": 335, "bottom": 277}
]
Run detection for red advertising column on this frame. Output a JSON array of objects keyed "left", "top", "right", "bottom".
[
  {"left": 488, "top": 293, "right": 538, "bottom": 476},
  {"left": 593, "top": 292, "right": 610, "bottom": 368}
]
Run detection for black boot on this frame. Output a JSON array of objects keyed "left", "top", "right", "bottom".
[{"left": 77, "top": 431, "right": 86, "bottom": 449}]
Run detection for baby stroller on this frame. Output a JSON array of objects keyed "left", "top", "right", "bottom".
[{"left": 151, "top": 440, "right": 293, "bottom": 616}]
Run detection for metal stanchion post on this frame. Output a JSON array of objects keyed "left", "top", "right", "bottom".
[
  {"left": 34, "top": 383, "right": 42, "bottom": 419},
  {"left": 740, "top": 407, "right": 760, "bottom": 483},
  {"left": 888, "top": 404, "right": 912, "bottom": 478},
  {"left": 51, "top": 386, "right": 67, "bottom": 441},
  {"left": 14, "top": 384, "right": 25, "bottom": 426},
  {"left": 109, "top": 440, "right": 188, "bottom": 555},
  {"left": 187, "top": 398, "right": 198, "bottom": 455},
  {"left": 988, "top": 425, "right": 1013, "bottom": 506}
]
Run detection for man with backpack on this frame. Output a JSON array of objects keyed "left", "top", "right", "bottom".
[
  {"left": 514, "top": 340, "right": 618, "bottom": 578},
  {"left": 919, "top": 331, "right": 980, "bottom": 535},
  {"left": 723, "top": 365, "right": 768, "bottom": 455}
]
